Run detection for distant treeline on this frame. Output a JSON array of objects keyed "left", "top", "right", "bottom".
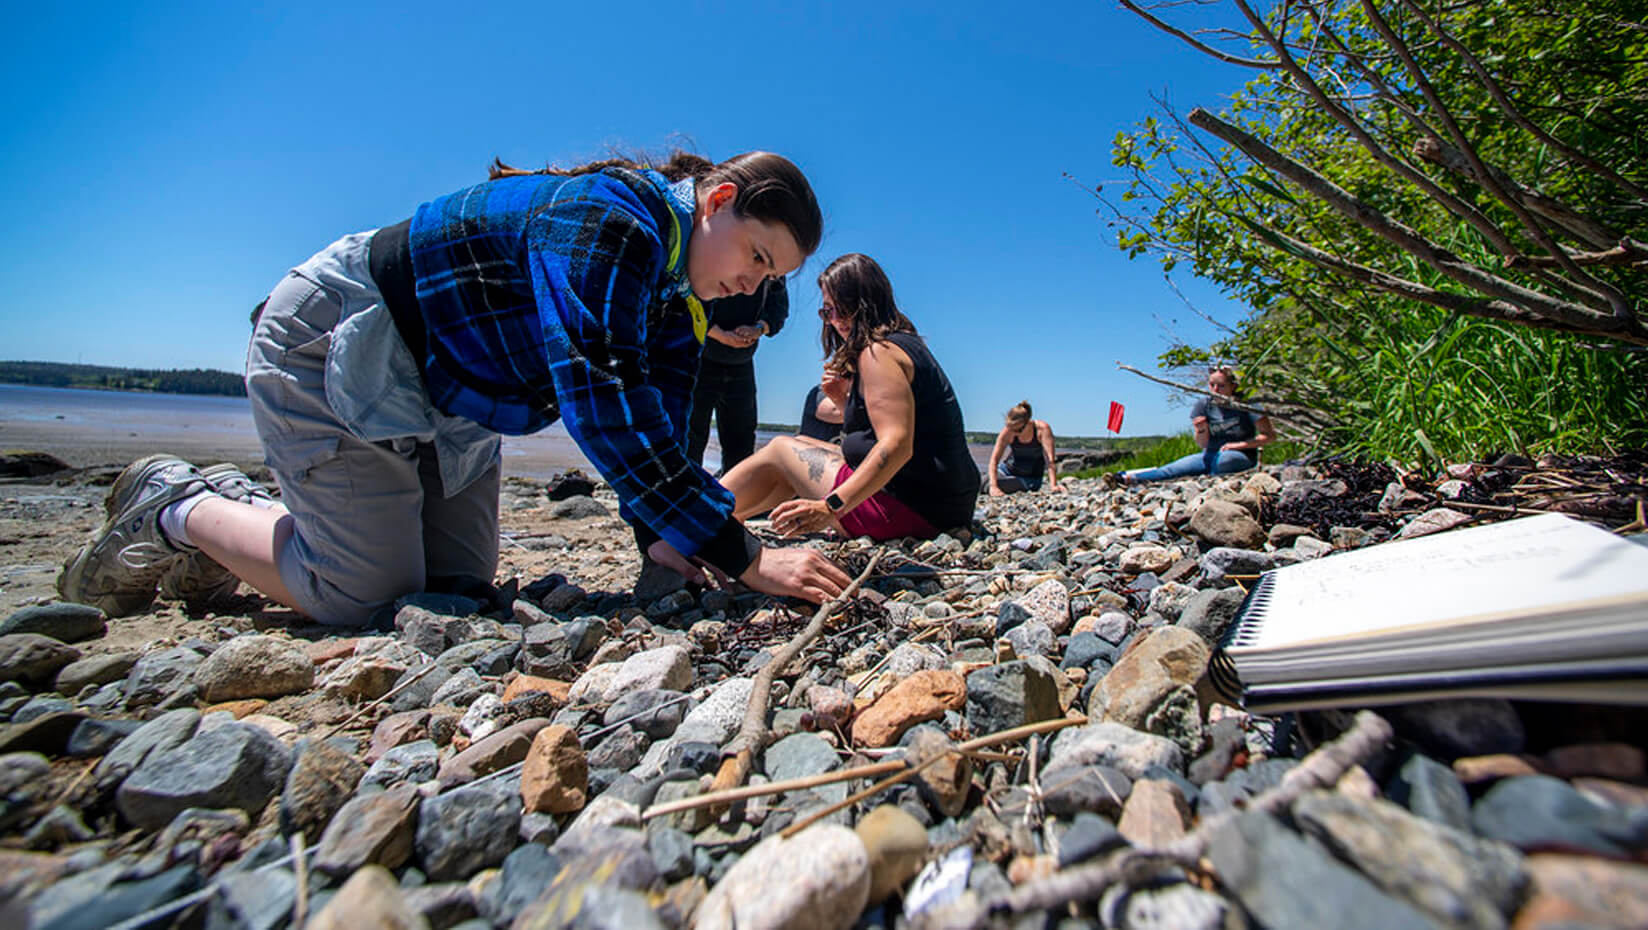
[{"left": 0, "top": 361, "right": 246, "bottom": 397}]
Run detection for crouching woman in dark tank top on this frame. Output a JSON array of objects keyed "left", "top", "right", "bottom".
[{"left": 721, "top": 253, "right": 979, "bottom": 541}]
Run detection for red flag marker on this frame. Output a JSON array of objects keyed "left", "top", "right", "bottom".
[{"left": 1107, "top": 401, "right": 1125, "bottom": 434}]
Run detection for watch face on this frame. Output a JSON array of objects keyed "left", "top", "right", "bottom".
[{"left": 826, "top": 493, "right": 844, "bottom": 512}]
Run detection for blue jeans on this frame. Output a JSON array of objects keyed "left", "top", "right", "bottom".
[{"left": 1127, "top": 449, "right": 1254, "bottom": 483}]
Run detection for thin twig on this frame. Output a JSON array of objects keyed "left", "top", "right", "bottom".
[
  {"left": 913, "top": 710, "right": 1393, "bottom": 929},
  {"left": 317, "top": 659, "right": 441, "bottom": 742},
  {"left": 290, "top": 833, "right": 309, "bottom": 928}
]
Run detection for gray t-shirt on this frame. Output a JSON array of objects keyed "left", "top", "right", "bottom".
[{"left": 1192, "top": 397, "right": 1262, "bottom": 461}]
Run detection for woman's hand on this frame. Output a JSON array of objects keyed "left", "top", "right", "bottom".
[
  {"left": 820, "top": 367, "right": 851, "bottom": 406},
  {"left": 739, "top": 546, "right": 852, "bottom": 603},
  {"left": 989, "top": 483, "right": 1005, "bottom": 497},
  {"left": 769, "top": 498, "right": 843, "bottom": 537}
]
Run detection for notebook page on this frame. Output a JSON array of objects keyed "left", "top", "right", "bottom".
[{"left": 1231, "top": 513, "right": 1648, "bottom": 651}]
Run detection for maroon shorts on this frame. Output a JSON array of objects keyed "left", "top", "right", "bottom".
[{"left": 832, "top": 464, "right": 938, "bottom": 541}]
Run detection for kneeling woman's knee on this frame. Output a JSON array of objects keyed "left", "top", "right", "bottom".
[{"left": 276, "top": 537, "right": 422, "bottom": 627}]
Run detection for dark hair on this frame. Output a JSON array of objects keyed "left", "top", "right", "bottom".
[
  {"left": 490, "top": 150, "right": 821, "bottom": 257},
  {"left": 1006, "top": 401, "right": 1033, "bottom": 427},
  {"left": 817, "top": 253, "right": 918, "bottom": 376}
]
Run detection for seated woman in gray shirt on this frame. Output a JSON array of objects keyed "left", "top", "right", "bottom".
[{"left": 1121, "top": 366, "right": 1275, "bottom": 483}]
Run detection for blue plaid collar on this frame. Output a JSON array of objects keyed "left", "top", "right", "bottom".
[{"left": 660, "top": 176, "right": 697, "bottom": 300}]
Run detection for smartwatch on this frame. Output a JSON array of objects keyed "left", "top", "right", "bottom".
[{"left": 824, "top": 492, "right": 846, "bottom": 513}]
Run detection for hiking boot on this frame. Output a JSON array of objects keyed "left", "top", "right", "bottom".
[
  {"left": 1099, "top": 472, "right": 1123, "bottom": 491},
  {"left": 159, "top": 463, "right": 277, "bottom": 605},
  {"left": 57, "top": 454, "right": 209, "bottom": 617}
]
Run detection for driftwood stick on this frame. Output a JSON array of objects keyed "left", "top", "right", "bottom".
[
  {"left": 646, "top": 714, "right": 1086, "bottom": 821},
  {"left": 915, "top": 710, "right": 1393, "bottom": 930},
  {"left": 706, "top": 551, "right": 885, "bottom": 810}
]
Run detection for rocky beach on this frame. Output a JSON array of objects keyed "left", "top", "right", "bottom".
[{"left": 1, "top": 446, "right": 1646, "bottom": 930}]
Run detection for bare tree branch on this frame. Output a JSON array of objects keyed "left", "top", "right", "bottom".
[
  {"left": 1118, "top": 0, "right": 1278, "bottom": 68},
  {"left": 1410, "top": 136, "right": 1623, "bottom": 250},
  {"left": 1510, "top": 239, "right": 1648, "bottom": 270},
  {"left": 1186, "top": 107, "right": 1645, "bottom": 339},
  {"left": 1359, "top": 0, "right": 1633, "bottom": 318},
  {"left": 1393, "top": 0, "right": 1648, "bottom": 203}
]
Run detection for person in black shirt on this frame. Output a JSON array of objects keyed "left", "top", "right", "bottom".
[
  {"left": 686, "top": 278, "right": 789, "bottom": 472},
  {"left": 1121, "top": 366, "right": 1275, "bottom": 483},
  {"left": 722, "top": 253, "right": 978, "bottom": 540},
  {"left": 796, "top": 365, "right": 848, "bottom": 444}
]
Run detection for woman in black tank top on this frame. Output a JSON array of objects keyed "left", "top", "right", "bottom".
[
  {"left": 721, "top": 254, "right": 979, "bottom": 540},
  {"left": 987, "top": 400, "right": 1062, "bottom": 495}
]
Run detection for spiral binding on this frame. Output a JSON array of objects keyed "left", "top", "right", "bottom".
[{"left": 1209, "top": 572, "right": 1277, "bottom": 705}]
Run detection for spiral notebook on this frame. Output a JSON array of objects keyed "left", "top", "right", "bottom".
[{"left": 1209, "top": 513, "right": 1648, "bottom": 712}]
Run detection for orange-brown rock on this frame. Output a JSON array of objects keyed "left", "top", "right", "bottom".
[
  {"left": 1516, "top": 854, "right": 1648, "bottom": 929},
  {"left": 437, "top": 718, "right": 551, "bottom": 788},
  {"left": 1452, "top": 753, "right": 1543, "bottom": 783},
  {"left": 520, "top": 724, "right": 587, "bottom": 814},
  {"left": 503, "top": 674, "right": 571, "bottom": 705},
  {"left": 1116, "top": 778, "right": 1191, "bottom": 848},
  {"left": 303, "top": 638, "right": 359, "bottom": 666},
  {"left": 366, "top": 710, "right": 429, "bottom": 764},
  {"left": 203, "top": 699, "right": 267, "bottom": 719},
  {"left": 849, "top": 669, "right": 967, "bottom": 748}
]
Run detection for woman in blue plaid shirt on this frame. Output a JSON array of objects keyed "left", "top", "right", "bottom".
[{"left": 59, "top": 151, "right": 853, "bottom": 625}]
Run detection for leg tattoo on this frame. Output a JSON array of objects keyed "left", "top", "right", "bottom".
[{"left": 794, "top": 445, "right": 841, "bottom": 484}]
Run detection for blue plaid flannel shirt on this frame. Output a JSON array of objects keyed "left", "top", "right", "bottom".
[{"left": 406, "top": 167, "right": 753, "bottom": 572}]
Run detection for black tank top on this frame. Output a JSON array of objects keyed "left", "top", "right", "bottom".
[
  {"left": 840, "top": 332, "right": 980, "bottom": 530},
  {"left": 1004, "top": 426, "right": 1045, "bottom": 478},
  {"left": 798, "top": 385, "right": 841, "bottom": 443}
]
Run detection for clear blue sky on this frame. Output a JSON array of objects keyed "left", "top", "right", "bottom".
[{"left": 0, "top": 1, "right": 1254, "bottom": 438}]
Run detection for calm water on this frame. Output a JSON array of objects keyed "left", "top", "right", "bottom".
[{"left": 0, "top": 383, "right": 792, "bottom": 479}]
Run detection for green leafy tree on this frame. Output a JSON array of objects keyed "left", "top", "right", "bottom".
[{"left": 1102, "top": 0, "right": 1648, "bottom": 463}]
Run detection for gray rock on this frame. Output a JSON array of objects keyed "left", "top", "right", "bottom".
[
  {"left": 1004, "top": 621, "right": 1056, "bottom": 659},
  {"left": 1091, "top": 610, "right": 1133, "bottom": 644},
  {"left": 695, "top": 824, "right": 870, "bottom": 930},
  {"left": 1198, "top": 758, "right": 1296, "bottom": 816},
  {"left": 1387, "top": 752, "right": 1472, "bottom": 833},
  {"left": 994, "top": 601, "right": 1034, "bottom": 639},
  {"left": 882, "top": 642, "right": 948, "bottom": 678},
  {"left": 551, "top": 495, "right": 608, "bottom": 519},
  {"left": 33, "top": 864, "right": 201, "bottom": 930},
  {"left": 1047, "top": 722, "right": 1184, "bottom": 779},
  {"left": 314, "top": 784, "right": 421, "bottom": 875},
  {"left": 1184, "top": 500, "right": 1266, "bottom": 550},
  {"left": 603, "top": 688, "right": 686, "bottom": 740},
  {"left": 1207, "top": 810, "right": 1443, "bottom": 930},
  {"left": 1385, "top": 698, "right": 1525, "bottom": 760},
  {"left": 396, "top": 605, "right": 453, "bottom": 657},
  {"left": 1061, "top": 632, "right": 1119, "bottom": 671},
  {"left": 1471, "top": 774, "right": 1639, "bottom": 857},
  {"left": 602, "top": 645, "right": 692, "bottom": 701},
  {"left": 585, "top": 726, "right": 648, "bottom": 771},
  {"left": 206, "top": 867, "right": 297, "bottom": 930},
  {"left": 24, "top": 803, "right": 95, "bottom": 848},
  {"left": 389, "top": 663, "right": 454, "bottom": 713},
  {"left": 416, "top": 780, "right": 522, "bottom": 881},
  {"left": 1145, "top": 581, "right": 1197, "bottom": 622},
  {"left": 66, "top": 716, "right": 141, "bottom": 757},
  {"left": 0, "top": 603, "right": 105, "bottom": 643},
  {"left": 280, "top": 738, "right": 367, "bottom": 842},
  {"left": 1174, "top": 588, "right": 1247, "bottom": 647},
  {"left": 0, "top": 633, "right": 81, "bottom": 687},
  {"left": 193, "top": 635, "right": 315, "bottom": 702},
  {"left": 1197, "top": 547, "right": 1275, "bottom": 587},
  {"left": 1057, "top": 811, "right": 1129, "bottom": 866},
  {"left": 1017, "top": 579, "right": 1073, "bottom": 633},
  {"left": 474, "top": 842, "right": 561, "bottom": 927},
  {"left": 763, "top": 732, "right": 841, "bottom": 783},
  {"left": 647, "top": 824, "right": 696, "bottom": 882},
  {"left": 428, "top": 668, "right": 490, "bottom": 709},
  {"left": 116, "top": 723, "right": 294, "bottom": 830},
  {"left": 360, "top": 739, "right": 440, "bottom": 791},
  {"left": 122, "top": 645, "right": 204, "bottom": 709},
  {"left": 0, "top": 751, "right": 51, "bottom": 830},
  {"left": 13, "top": 694, "right": 73, "bottom": 722},
  {"left": 965, "top": 659, "right": 1060, "bottom": 736},
  {"left": 54, "top": 652, "right": 139, "bottom": 695},
  {"left": 93, "top": 708, "right": 201, "bottom": 794},
  {"left": 402, "top": 882, "right": 478, "bottom": 929},
  {"left": 1039, "top": 764, "right": 1133, "bottom": 818},
  {"left": 1294, "top": 791, "right": 1524, "bottom": 930}
]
